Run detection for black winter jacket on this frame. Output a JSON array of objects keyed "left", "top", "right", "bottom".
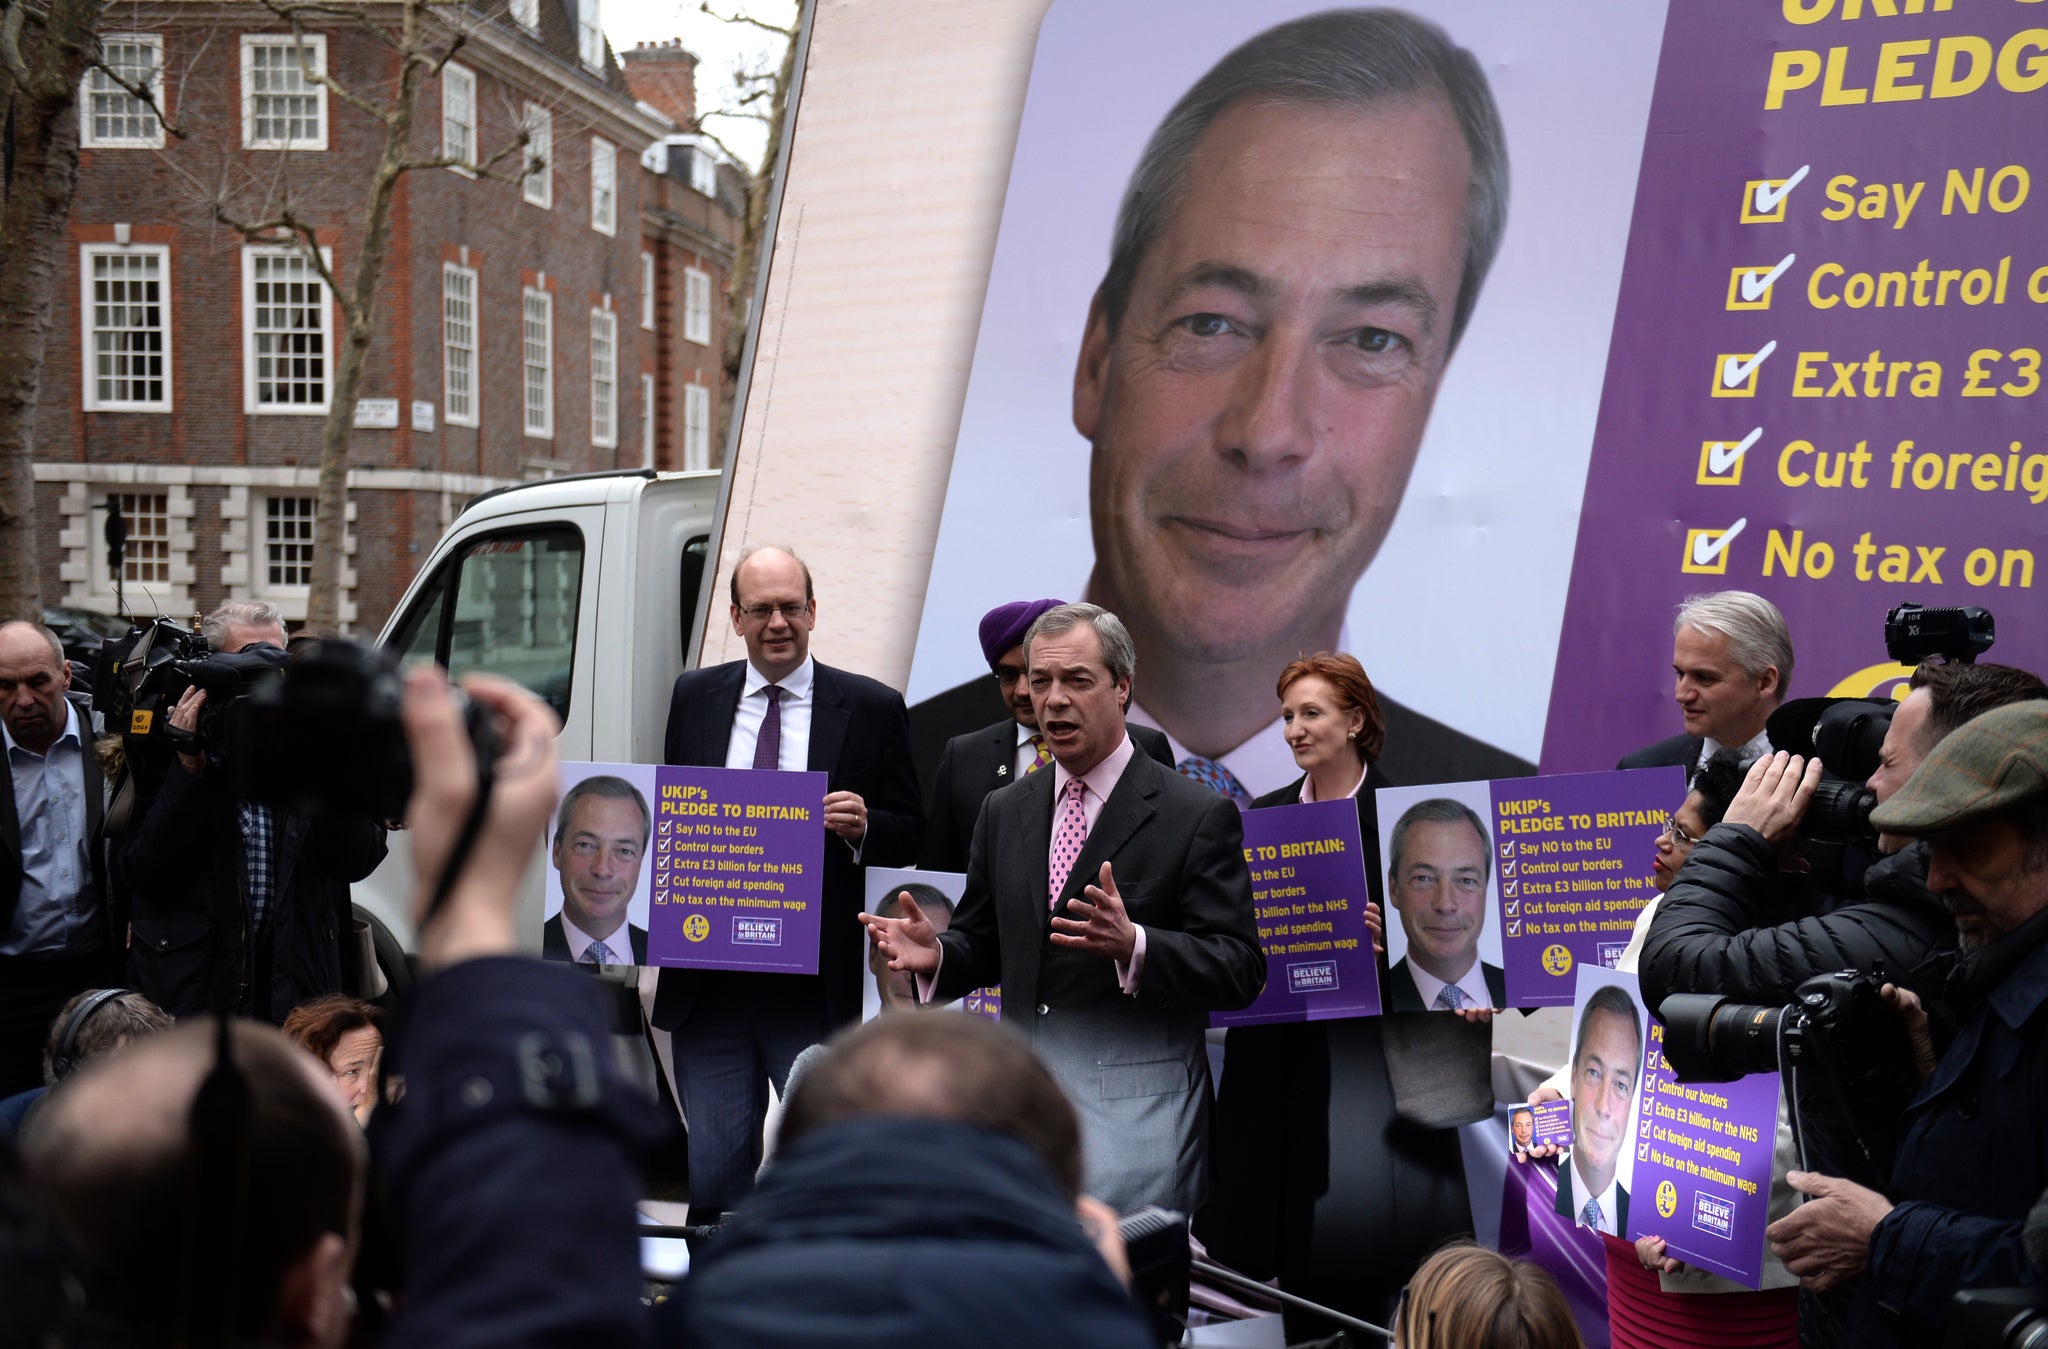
[{"left": 1640, "top": 825, "right": 1954, "bottom": 1011}]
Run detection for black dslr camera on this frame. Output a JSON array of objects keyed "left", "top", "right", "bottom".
[
  {"left": 1766, "top": 602, "right": 1995, "bottom": 845},
  {"left": 1659, "top": 970, "right": 1920, "bottom": 1179},
  {"left": 230, "top": 638, "right": 496, "bottom": 821},
  {"left": 93, "top": 618, "right": 289, "bottom": 774}
]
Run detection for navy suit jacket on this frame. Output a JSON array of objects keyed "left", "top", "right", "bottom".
[
  {"left": 652, "top": 659, "right": 922, "bottom": 1030},
  {"left": 1616, "top": 734, "right": 1701, "bottom": 774},
  {"left": 920, "top": 718, "right": 1172, "bottom": 872}
]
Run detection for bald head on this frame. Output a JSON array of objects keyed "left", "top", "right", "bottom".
[{"left": 25, "top": 1020, "right": 363, "bottom": 1345}]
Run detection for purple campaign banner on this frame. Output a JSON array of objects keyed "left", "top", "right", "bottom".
[
  {"left": 1543, "top": 4, "right": 2048, "bottom": 771},
  {"left": 1491, "top": 768, "right": 1685, "bottom": 1006},
  {"left": 647, "top": 766, "right": 827, "bottom": 973},
  {"left": 1212, "top": 799, "right": 1380, "bottom": 1028},
  {"left": 1628, "top": 1019, "right": 1779, "bottom": 1288}
]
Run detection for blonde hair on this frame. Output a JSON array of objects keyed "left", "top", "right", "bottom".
[{"left": 1394, "top": 1245, "right": 1584, "bottom": 1349}]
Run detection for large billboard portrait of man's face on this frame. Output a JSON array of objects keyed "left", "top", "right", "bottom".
[{"left": 907, "top": 1, "right": 1668, "bottom": 796}]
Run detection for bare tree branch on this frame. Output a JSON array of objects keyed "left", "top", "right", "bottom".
[
  {"left": 0, "top": 4, "right": 35, "bottom": 87},
  {"left": 699, "top": 0, "right": 792, "bottom": 40}
]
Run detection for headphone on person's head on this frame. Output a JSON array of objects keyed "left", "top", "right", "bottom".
[{"left": 51, "top": 988, "right": 132, "bottom": 1082}]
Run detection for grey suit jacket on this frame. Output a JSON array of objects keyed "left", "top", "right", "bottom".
[{"left": 932, "top": 748, "right": 1263, "bottom": 1211}]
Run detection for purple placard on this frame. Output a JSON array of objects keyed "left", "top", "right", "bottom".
[
  {"left": 647, "top": 766, "right": 827, "bottom": 973},
  {"left": 1543, "top": 4, "right": 2048, "bottom": 772},
  {"left": 1532, "top": 1100, "right": 1574, "bottom": 1150},
  {"left": 1491, "top": 767, "right": 1685, "bottom": 1006},
  {"left": 1628, "top": 1019, "right": 1779, "bottom": 1287},
  {"left": 1212, "top": 799, "right": 1380, "bottom": 1028}
]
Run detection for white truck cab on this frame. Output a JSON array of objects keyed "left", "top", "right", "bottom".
[{"left": 357, "top": 468, "right": 722, "bottom": 946}]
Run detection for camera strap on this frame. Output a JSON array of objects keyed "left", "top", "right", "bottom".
[{"left": 420, "top": 744, "right": 496, "bottom": 929}]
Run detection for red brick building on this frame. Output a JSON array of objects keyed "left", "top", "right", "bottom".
[
  {"left": 623, "top": 40, "right": 745, "bottom": 476},
  {"left": 35, "top": 0, "right": 670, "bottom": 632}
]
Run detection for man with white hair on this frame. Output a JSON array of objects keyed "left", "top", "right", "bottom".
[{"left": 1620, "top": 590, "right": 1793, "bottom": 777}]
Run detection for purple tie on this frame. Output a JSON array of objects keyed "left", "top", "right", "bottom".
[{"left": 753, "top": 685, "right": 783, "bottom": 771}]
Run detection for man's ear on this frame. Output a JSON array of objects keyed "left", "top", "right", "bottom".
[
  {"left": 1073, "top": 287, "right": 1114, "bottom": 442},
  {"left": 729, "top": 603, "right": 745, "bottom": 637},
  {"left": 1757, "top": 665, "right": 1782, "bottom": 702},
  {"left": 271, "top": 1231, "right": 352, "bottom": 1349}
]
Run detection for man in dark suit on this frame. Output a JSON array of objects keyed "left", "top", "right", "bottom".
[
  {"left": 0, "top": 621, "right": 118, "bottom": 1098},
  {"left": 913, "top": 10, "right": 1532, "bottom": 798},
  {"left": 921, "top": 598, "right": 1172, "bottom": 871},
  {"left": 1382, "top": 797, "right": 1505, "bottom": 1013},
  {"left": 1555, "top": 982, "right": 1641, "bottom": 1236},
  {"left": 1618, "top": 590, "right": 1791, "bottom": 776},
  {"left": 653, "top": 545, "right": 923, "bottom": 1217},
  {"left": 865, "top": 603, "right": 1263, "bottom": 1212},
  {"left": 541, "top": 774, "right": 651, "bottom": 966}
]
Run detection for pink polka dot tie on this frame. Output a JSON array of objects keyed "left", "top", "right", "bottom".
[{"left": 1049, "top": 778, "right": 1088, "bottom": 912}]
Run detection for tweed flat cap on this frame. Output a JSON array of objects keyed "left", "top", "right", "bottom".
[{"left": 1868, "top": 699, "right": 2048, "bottom": 835}]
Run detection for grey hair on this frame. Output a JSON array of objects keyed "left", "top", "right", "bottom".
[
  {"left": 1387, "top": 796, "right": 1492, "bottom": 884},
  {"left": 1098, "top": 7, "right": 1509, "bottom": 352},
  {"left": 554, "top": 774, "right": 652, "bottom": 852},
  {"left": 1674, "top": 591, "right": 1794, "bottom": 695},
  {"left": 201, "top": 601, "right": 285, "bottom": 651},
  {"left": 1023, "top": 603, "right": 1137, "bottom": 684},
  {"left": 728, "top": 544, "right": 815, "bottom": 606},
  {"left": 1575, "top": 984, "right": 1643, "bottom": 1070}
]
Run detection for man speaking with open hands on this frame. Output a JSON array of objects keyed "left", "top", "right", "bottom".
[{"left": 864, "top": 603, "right": 1263, "bottom": 1212}]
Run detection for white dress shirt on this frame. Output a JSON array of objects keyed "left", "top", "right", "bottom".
[
  {"left": 1403, "top": 956, "right": 1493, "bottom": 1014},
  {"left": 1013, "top": 723, "right": 1050, "bottom": 777},
  {"left": 724, "top": 656, "right": 816, "bottom": 772},
  {"left": 1699, "top": 728, "right": 1771, "bottom": 772},
  {"left": 1564, "top": 1155, "right": 1625, "bottom": 1237},
  {"left": 1297, "top": 760, "right": 1370, "bottom": 804},
  {"left": 559, "top": 911, "right": 631, "bottom": 966}
]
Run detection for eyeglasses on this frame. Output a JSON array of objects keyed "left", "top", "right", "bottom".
[
  {"left": 1661, "top": 815, "right": 1704, "bottom": 849},
  {"left": 739, "top": 602, "right": 808, "bottom": 623}
]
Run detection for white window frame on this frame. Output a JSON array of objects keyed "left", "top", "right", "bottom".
[
  {"left": 521, "top": 103, "right": 551, "bottom": 208},
  {"left": 683, "top": 383, "right": 710, "bottom": 471},
  {"left": 522, "top": 287, "right": 554, "bottom": 440},
  {"left": 242, "top": 244, "right": 335, "bottom": 415},
  {"left": 255, "top": 492, "right": 318, "bottom": 600},
  {"left": 93, "top": 489, "right": 175, "bottom": 593},
  {"left": 590, "top": 305, "right": 618, "bottom": 449},
  {"left": 640, "top": 373, "right": 656, "bottom": 467},
  {"left": 79, "top": 244, "right": 173, "bottom": 412},
  {"left": 690, "top": 145, "right": 717, "bottom": 197},
  {"left": 80, "top": 34, "right": 166, "bottom": 148},
  {"left": 510, "top": 0, "right": 538, "bottom": 33},
  {"left": 441, "top": 62, "right": 476, "bottom": 175},
  {"left": 683, "top": 266, "right": 711, "bottom": 346},
  {"left": 240, "top": 34, "right": 327, "bottom": 152},
  {"left": 590, "top": 137, "right": 616, "bottom": 235},
  {"left": 640, "top": 252, "right": 656, "bottom": 330},
  {"left": 442, "top": 263, "right": 479, "bottom": 428},
  {"left": 577, "top": 0, "right": 603, "bottom": 69}
]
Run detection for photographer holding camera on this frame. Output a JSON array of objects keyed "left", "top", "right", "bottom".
[
  {"left": 1759, "top": 700, "right": 2048, "bottom": 1349},
  {"left": 118, "top": 603, "right": 386, "bottom": 1022}
]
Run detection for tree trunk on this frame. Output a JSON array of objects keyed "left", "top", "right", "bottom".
[
  {"left": 0, "top": 0, "right": 100, "bottom": 618},
  {"left": 303, "top": 16, "right": 423, "bottom": 633},
  {"left": 721, "top": 0, "right": 804, "bottom": 393}
]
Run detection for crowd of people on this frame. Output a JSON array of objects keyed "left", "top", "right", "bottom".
[
  {"left": 3, "top": 5, "right": 2045, "bottom": 1342},
  {"left": 6, "top": 552, "right": 2047, "bottom": 1349}
]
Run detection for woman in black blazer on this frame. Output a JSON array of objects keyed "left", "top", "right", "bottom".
[{"left": 1197, "top": 653, "right": 1476, "bottom": 1335}]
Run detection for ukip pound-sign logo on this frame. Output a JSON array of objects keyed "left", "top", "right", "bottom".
[
  {"left": 1542, "top": 944, "right": 1574, "bottom": 977},
  {"left": 683, "top": 914, "right": 711, "bottom": 943},
  {"left": 1657, "top": 1180, "right": 1679, "bottom": 1219}
]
